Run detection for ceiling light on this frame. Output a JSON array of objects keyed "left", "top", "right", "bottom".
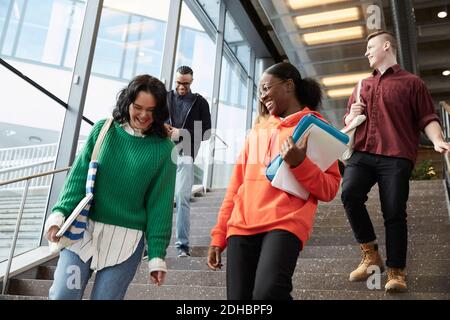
[
  {"left": 327, "top": 87, "right": 355, "bottom": 98},
  {"left": 321, "top": 72, "right": 371, "bottom": 87},
  {"left": 288, "top": 0, "right": 349, "bottom": 10},
  {"left": 443, "top": 70, "right": 450, "bottom": 76},
  {"left": 303, "top": 26, "right": 364, "bottom": 45},
  {"left": 438, "top": 11, "right": 447, "bottom": 18},
  {"left": 295, "top": 7, "right": 360, "bottom": 28}
]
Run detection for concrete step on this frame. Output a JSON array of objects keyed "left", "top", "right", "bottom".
[
  {"left": 0, "top": 226, "right": 42, "bottom": 232},
  {"left": 306, "top": 233, "right": 450, "bottom": 246},
  {"left": 27, "top": 255, "right": 450, "bottom": 286},
  {"left": 0, "top": 294, "right": 47, "bottom": 300},
  {"left": 3, "top": 179, "right": 449, "bottom": 300},
  {"left": 167, "top": 232, "right": 450, "bottom": 247},
  {"left": 180, "top": 223, "right": 450, "bottom": 238},
  {"left": 6, "top": 279, "right": 226, "bottom": 300},
  {"left": 0, "top": 203, "right": 47, "bottom": 210},
  {"left": 0, "top": 233, "right": 41, "bottom": 240},
  {"left": 7, "top": 278, "right": 450, "bottom": 300},
  {"left": 185, "top": 202, "right": 449, "bottom": 217},
  {"left": 293, "top": 289, "right": 450, "bottom": 300},
  {"left": 177, "top": 208, "right": 450, "bottom": 223},
  {"left": 0, "top": 219, "right": 43, "bottom": 226},
  {"left": 163, "top": 243, "right": 450, "bottom": 260},
  {"left": 0, "top": 211, "right": 46, "bottom": 218},
  {"left": 173, "top": 215, "right": 450, "bottom": 229},
  {"left": 190, "top": 195, "right": 448, "bottom": 208}
]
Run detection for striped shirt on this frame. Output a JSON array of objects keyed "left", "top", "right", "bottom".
[{"left": 45, "top": 123, "right": 167, "bottom": 273}]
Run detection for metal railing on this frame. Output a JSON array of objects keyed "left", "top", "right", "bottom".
[
  {"left": 439, "top": 101, "right": 450, "bottom": 217},
  {"left": 0, "top": 143, "right": 57, "bottom": 169},
  {"left": 0, "top": 141, "right": 85, "bottom": 190},
  {"left": 0, "top": 166, "right": 70, "bottom": 295},
  {"left": 0, "top": 160, "right": 55, "bottom": 190}
]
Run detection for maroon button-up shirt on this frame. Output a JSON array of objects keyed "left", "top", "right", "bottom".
[{"left": 344, "top": 64, "right": 440, "bottom": 164}]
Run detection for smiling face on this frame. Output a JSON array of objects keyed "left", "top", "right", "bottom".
[
  {"left": 258, "top": 73, "right": 290, "bottom": 117},
  {"left": 175, "top": 72, "right": 193, "bottom": 96},
  {"left": 365, "top": 35, "right": 389, "bottom": 69},
  {"left": 129, "top": 91, "right": 156, "bottom": 131}
]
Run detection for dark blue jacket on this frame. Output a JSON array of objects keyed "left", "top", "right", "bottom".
[{"left": 166, "top": 90, "right": 212, "bottom": 160}]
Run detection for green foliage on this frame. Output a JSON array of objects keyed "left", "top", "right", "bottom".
[{"left": 411, "top": 159, "right": 436, "bottom": 180}]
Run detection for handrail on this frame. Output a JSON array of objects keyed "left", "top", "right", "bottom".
[
  {"left": 444, "top": 151, "right": 450, "bottom": 172},
  {"left": 211, "top": 133, "right": 229, "bottom": 147},
  {"left": 0, "top": 160, "right": 55, "bottom": 175},
  {"left": 0, "top": 166, "right": 71, "bottom": 187},
  {"left": 440, "top": 101, "right": 450, "bottom": 115},
  {"left": 1, "top": 166, "right": 71, "bottom": 295},
  {"left": 0, "top": 58, "right": 68, "bottom": 108},
  {"left": 0, "top": 58, "right": 94, "bottom": 126},
  {"left": 0, "top": 143, "right": 57, "bottom": 152}
]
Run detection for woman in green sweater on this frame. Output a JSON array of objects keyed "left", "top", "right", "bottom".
[{"left": 44, "top": 75, "right": 177, "bottom": 300}]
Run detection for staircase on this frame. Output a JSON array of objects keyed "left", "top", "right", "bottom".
[
  {"left": 0, "top": 193, "right": 48, "bottom": 262},
  {"left": 1, "top": 180, "right": 449, "bottom": 300}
]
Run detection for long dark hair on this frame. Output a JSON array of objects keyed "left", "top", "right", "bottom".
[
  {"left": 264, "top": 62, "right": 322, "bottom": 110},
  {"left": 112, "top": 74, "right": 168, "bottom": 138}
]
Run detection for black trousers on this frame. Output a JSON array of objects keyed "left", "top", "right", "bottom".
[
  {"left": 226, "top": 229, "right": 302, "bottom": 300},
  {"left": 341, "top": 151, "right": 413, "bottom": 268}
]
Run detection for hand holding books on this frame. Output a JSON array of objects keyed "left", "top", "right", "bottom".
[
  {"left": 266, "top": 114, "right": 350, "bottom": 199},
  {"left": 279, "top": 133, "right": 309, "bottom": 168}
]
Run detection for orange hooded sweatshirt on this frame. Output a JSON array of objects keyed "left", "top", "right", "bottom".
[{"left": 210, "top": 108, "right": 341, "bottom": 249}]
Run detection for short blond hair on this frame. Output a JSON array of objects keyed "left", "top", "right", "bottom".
[{"left": 367, "top": 30, "right": 397, "bottom": 55}]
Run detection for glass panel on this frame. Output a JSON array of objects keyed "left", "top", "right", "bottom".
[
  {"left": 0, "top": 0, "right": 86, "bottom": 102},
  {"left": 251, "top": 86, "right": 258, "bottom": 127},
  {"left": 84, "top": 0, "right": 170, "bottom": 123},
  {"left": 63, "top": 1, "right": 85, "bottom": 68},
  {"left": 1, "top": 0, "right": 24, "bottom": 56},
  {"left": 224, "top": 11, "right": 250, "bottom": 72},
  {"left": 212, "top": 55, "right": 247, "bottom": 188},
  {"left": 196, "top": 0, "right": 219, "bottom": 29},
  {"left": 90, "top": 7, "right": 129, "bottom": 77},
  {"left": 0, "top": 0, "right": 10, "bottom": 36},
  {"left": 174, "top": 1, "right": 216, "bottom": 185},
  {"left": 0, "top": 68, "right": 65, "bottom": 261}
]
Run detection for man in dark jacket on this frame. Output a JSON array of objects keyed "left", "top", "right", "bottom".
[{"left": 166, "top": 66, "right": 211, "bottom": 257}]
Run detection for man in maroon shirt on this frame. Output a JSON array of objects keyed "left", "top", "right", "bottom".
[{"left": 341, "top": 30, "right": 450, "bottom": 293}]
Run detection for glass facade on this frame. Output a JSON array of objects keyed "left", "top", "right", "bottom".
[
  {"left": 82, "top": 0, "right": 170, "bottom": 129},
  {"left": 0, "top": 0, "right": 262, "bottom": 259},
  {"left": 174, "top": 1, "right": 216, "bottom": 185},
  {"left": 0, "top": 0, "right": 86, "bottom": 101}
]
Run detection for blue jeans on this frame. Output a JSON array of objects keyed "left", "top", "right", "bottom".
[
  {"left": 49, "top": 236, "right": 144, "bottom": 300},
  {"left": 175, "top": 155, "right": 194, "bottom": 250}
]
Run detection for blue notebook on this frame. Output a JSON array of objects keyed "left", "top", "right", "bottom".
[{"left": 266, "top": 114, "right": 349, "bottom": 181}]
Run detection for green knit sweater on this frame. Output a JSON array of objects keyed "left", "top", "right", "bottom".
[{"left": 53, "top": 119, "right": 177, "bottom": 260}]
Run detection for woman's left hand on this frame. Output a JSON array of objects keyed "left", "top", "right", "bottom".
[
  {"left": 150, "top": 270, "right": 166, "bottom": 286},
  {"left": 280, "top": 133, "right": 309, "bottom": 168}
]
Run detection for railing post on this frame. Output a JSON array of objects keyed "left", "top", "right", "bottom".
[{"left": 2, "top": 179, "right": 31, "bottom": 295}]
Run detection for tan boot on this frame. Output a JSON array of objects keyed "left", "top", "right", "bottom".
[
  {"left": 349, "top": 242, "right": 385, "bottom": 282},
  {"left": 385, "top": 267, "right": 407, "bottom": 293}
]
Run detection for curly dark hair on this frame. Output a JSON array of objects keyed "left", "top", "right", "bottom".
[{"left": 112, "top": 74, "right": 169, "bottom": 138}]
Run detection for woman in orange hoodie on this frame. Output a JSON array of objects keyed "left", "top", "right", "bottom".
[{"left": 207, "top": 62, "right": 341, "bottom": 300}]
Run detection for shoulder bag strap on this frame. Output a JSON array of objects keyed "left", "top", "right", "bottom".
[
  {"left": 91, "top": 117, "right": 114, "bottom": 161},
  {"left": 355, "top": 79, "right": 363, "bottom": 104}
]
